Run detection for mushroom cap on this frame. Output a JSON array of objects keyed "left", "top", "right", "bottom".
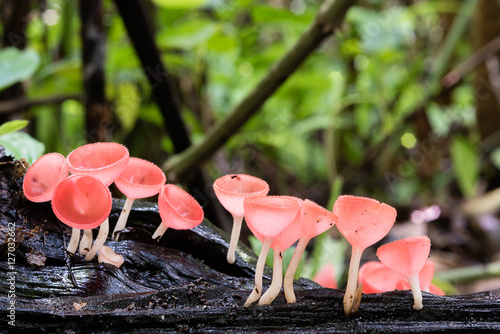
[
  {"left": 359, "top": 261, "right": 405, "bottom": 293},
  {"left": 115, "top": 157, "right": 166, "bottom": 199},
  {"left": 271, "top": 196, "right": 303, "bottom": 251},
  {"left": 313, "top": 263, "right": 337, "bottom": 289},
  {"left": 158, "top": 184, "right": 204, "bottom": 230},
  {"left": 23, "top": 152, "right": 69, "bottom": 202},
  {"left": 376, "top": 235, "right": 431, "bottom": 278},
  {"left": 301, "top": 199, "right": 337, "bottom": 239},
  {"left": 51, "top": 174, "right": 112, "bottom": 229},
  {"left": 213, "top": 174, "right": 269, "bottom": 218},
  {"left": 243, "top": 196, "right": 300, "bottom": 239},
  {"left": 67, "top": 142, "right": 130, "bottom": 186},
  {"left": 333, "top": 195, "right": 397, "bottom": 250}
]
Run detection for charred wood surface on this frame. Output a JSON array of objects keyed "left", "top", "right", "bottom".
[{"left": 1, "top": 152, "right": 500, "bottom": 333}]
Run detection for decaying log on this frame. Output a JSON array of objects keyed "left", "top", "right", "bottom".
[{"left": 1, "top": 152, "right": 500, "bottom": 333}]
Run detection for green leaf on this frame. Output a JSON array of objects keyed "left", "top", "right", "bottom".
[
  {"left": 152, "top": 0, "right": 207, "bottom": 9},
  {"left": 0, "top": 120, "right": 29, "bottom": 136},
  {"left": 450, "top": 135, "right": 479, "bottom": 198},
  {"left": 0, "top": 131, "right": 45, "bottom": 164},
  {"left": 0, "top": 48, "right": 40, "bottom": 90}
]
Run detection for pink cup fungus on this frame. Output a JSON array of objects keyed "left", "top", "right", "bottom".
[
  {"left": 313, "top": 263, "right": 337, "bottom": 289},
  {"left": 51, "top": 174, "right": 112, "bottom": 259},
  {"left": 66, "top": 142, "right": 129, "bottom": 256},
  {"left": 151, "top": 184, "right": 204, "bottom": 240},
  {"left": 112, "top": 157, "right": 166, "bottom": 240},
  {"left": 333, "top": 195, "right": 397, "bottom": 316},
  {"left": 213, "top": 174, "right": 269, "bottom": 264},
  {"left": 376, "top": 236, "right": 432, "bottom": 310},
  {"left": 258, "top": 196, "right": 303, "bottom": 305},
  {"left": 359, "top": 260, "right": 444, "bottom": 296},
  {"left": 98, "top": 246, "right": 125, "bottom": 269},
  {"left": 242, "top": 195, "right": 300, "bottom": 306},
  {"left": 66, "top": 142, "right": 130, "bottom": 186},
  {"left": 283, "top": 199, "right": 337, "bottom": 304},
  {"left": 23, "top": 152, "right": 69, "bottom": 202}
]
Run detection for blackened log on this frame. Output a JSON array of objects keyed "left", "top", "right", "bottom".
[{"left": 1, "top": 152, "right": 500, "bottom": 333}]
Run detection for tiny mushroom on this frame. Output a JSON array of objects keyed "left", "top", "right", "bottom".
[
  {"left": 359, "top": 260, "right": 444, "bottom": 296},
  {"left": 258, "top": 196, "right": 303, "bottom": 305},
  {"left": 283, "top": 199, "right": 337, "bottom": 304},
  {"left": 51, "top": 174, "right": 112, "bottom": 260},
  {"left": 22, "top": 153, "right": 73, "bottom": 252},
  {"left": 213, "top": 174, "right": 269, "bottom": 264},
  {"left": 23, "top": 152, "right": 69, "bottom": 203},
  {"left": 98, "top": 246, "right": 125, "bottom": 269},
  {"left": 242, "top": 195, "right": 300, "bottom": 307},
  {"left": 376, "top": 235, "right": 432, "bottom": 310},
  {"left": 112, "top": 157, "right": 166, "bottom": 240},
  {"left": 151, "top": 184, "right": 204, "bottom": 241},
  {"left": 333, "top": 195, "right": 397, "bottom": 317},
  {"left": 66, "top": 142, "right": 129, "bottom": 258}
]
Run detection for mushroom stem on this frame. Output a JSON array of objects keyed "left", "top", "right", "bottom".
[
  {"left": 244, "top": 238, "right": 272, "bottom": 306},
  {"left": 66, "top": 228, "right": 81, "bottom": 255},
  {"left": 344, "top": 246, "right": 363, "bottom": 317},
  {"left": 259, "top": 248, "right": 283, "bottom": 305},
  {"left": 408, "top": 274, "right": 423, "bottom": 310},
  {"left": 152, "top": 222, "right": 169, "bottom": 241},
  {"left": 79, "top": 229, "right": 93, "bottom": 255},
  {"left": 227, "top": 215, "right": 243, "bottom": 264},
  {"left": 283, "top": 237, "right": 309, "bottom": 303},
  {"left": 112, "top": 197, "right": 135, "bottom": 240},
  {"left": 84, "top": 218, "right": 109, "bottom": 262}
]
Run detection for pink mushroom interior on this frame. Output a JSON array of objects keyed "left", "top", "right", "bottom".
[
  {"left": 159, "top": 185, "right": 204, "bottom": 230},
  {"left": 52, "top": 175, "right": 112, "bottom": 229},
  {"left": 67, "top": 142, "right": 129, "bottom": 186},
  {"left": 115, "top": 157, "right": 166, "bottom": 198},
  {"left": 23, "top": 153, "right": 69, "bottom": 202}
]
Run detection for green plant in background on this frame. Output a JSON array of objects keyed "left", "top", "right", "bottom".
[{"left": 0, "top": 120, "right": 44, "bottom": 164}]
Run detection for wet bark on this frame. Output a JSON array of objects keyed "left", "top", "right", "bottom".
[{"left": 1, "top": 152, "right": 500, "bottom": 333}]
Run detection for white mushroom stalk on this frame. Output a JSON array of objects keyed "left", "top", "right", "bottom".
[{"left": 84, "top": 219, "right": 109, "bottom": 262}]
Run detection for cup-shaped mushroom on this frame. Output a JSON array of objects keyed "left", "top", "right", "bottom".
[
  {"left": 213, "top": 174, "right": 269, "bottom": 264},
  {"left": 284, "top": 199, "right": 337, "bottom": 304},
  {"left": 359, "top": 261, "right": 405, "bottom": 293},
  {"left": 243, "top": 195, "right": 300, "bottom": 306},
  {"left": 333, "top": 195, "right": 397, "bottom": 317},
  {"left": 377, "top": 236, "right": 431, "bottom": 310},
  {"left": 67, "top": 142, "right": 130, "bottom": 186},
  {"left": 23, "top": 153, "right": 69, "bottom": 202},
  {"left": 112, "top": 157, "right": 166, "bottom": 239},
  {"left": 52, "top": 174, "right": 112, "bottom": 230},
  {"left": 259, "top": 196, "right": 303, "bottom": 305},
  {"left": 52, "top": 174, "right": 112, "bottom": 256},
  {"left": 151, "top": 184, "right": 204, "bottom": 240}
]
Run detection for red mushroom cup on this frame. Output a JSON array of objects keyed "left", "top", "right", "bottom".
[{"left": 23, "top": 152, "right": 69, "bottom": 202}]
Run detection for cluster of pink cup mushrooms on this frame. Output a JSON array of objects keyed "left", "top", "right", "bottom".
[
  {"left": 23, "top": 149, "right": 441, "bottom": 315},
  {"left": 22, "top": 142, "right": 204, "bottom": 266},
  {"left": 214, "top": 174, "right": 443, "bottom": 315}
]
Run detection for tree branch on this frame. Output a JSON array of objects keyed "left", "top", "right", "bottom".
[
  {"left": 0, "top": 94, "right": 82, "bottom": 114},
  {"left": 163, "top": 0, "right": 357, "bottom": 181}
]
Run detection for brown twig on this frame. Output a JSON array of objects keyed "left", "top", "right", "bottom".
[{"left": 0, "top": 94, "right": 82, "bottom": 115}]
